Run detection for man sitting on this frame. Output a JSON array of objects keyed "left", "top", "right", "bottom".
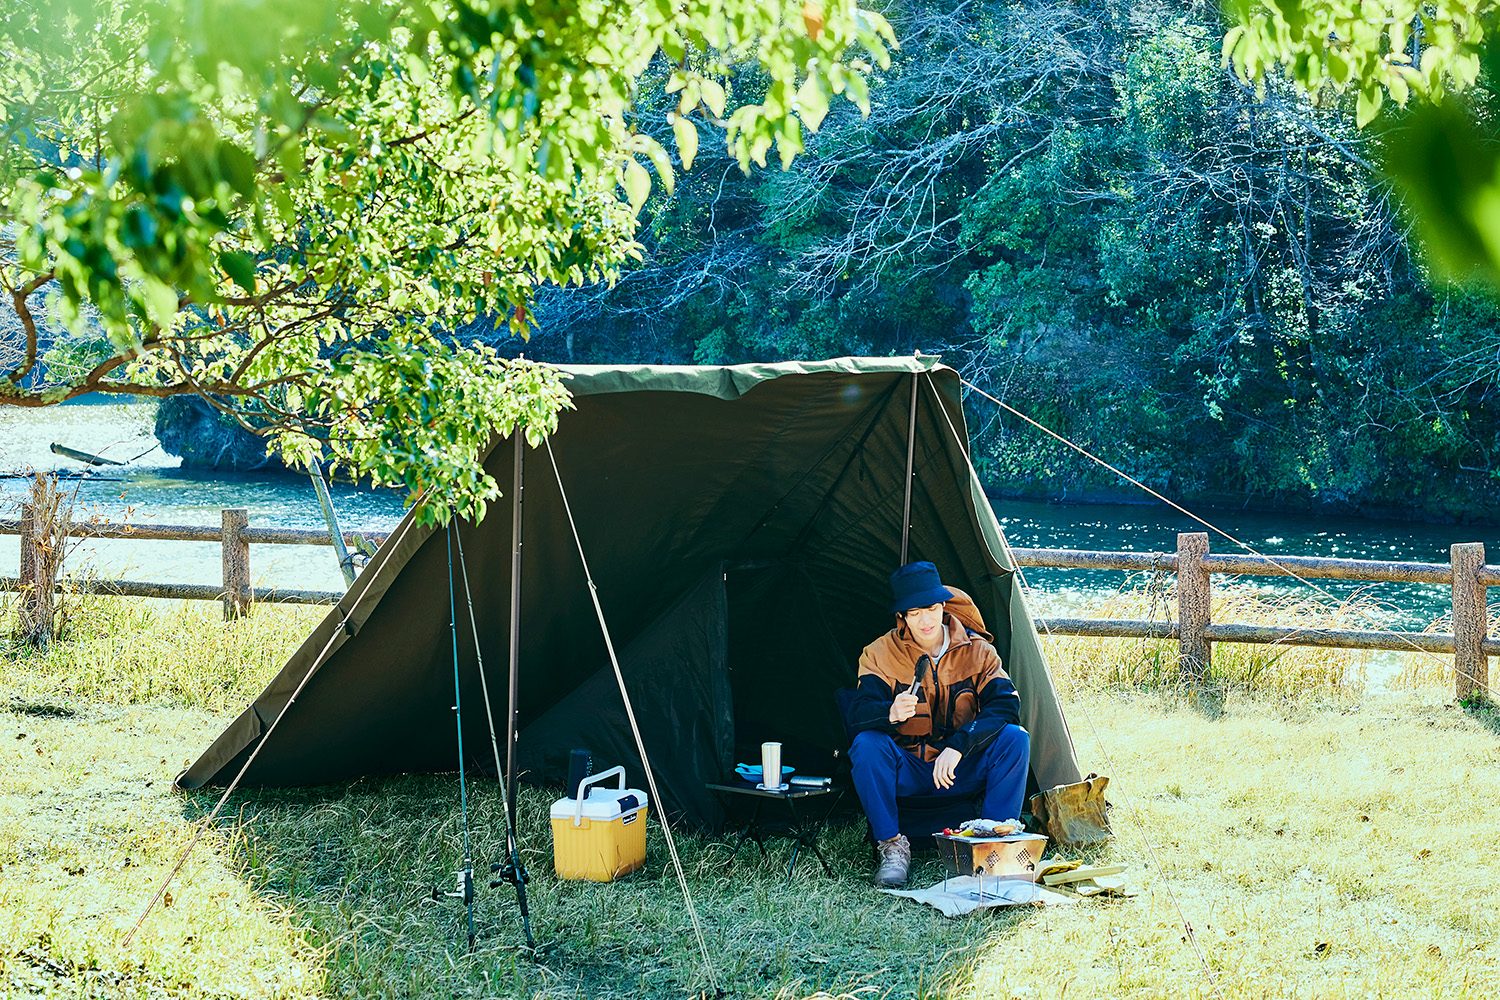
[{"left": 845, "top": 561, "right": 1031, "bottom": 887}]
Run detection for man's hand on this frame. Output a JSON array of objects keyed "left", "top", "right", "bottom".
[
  {"left": 933, "top": 747, "right": 962, "bottom": 789},
  {"left": 888, "top": 692, "right": 919, "bottom": 725}
]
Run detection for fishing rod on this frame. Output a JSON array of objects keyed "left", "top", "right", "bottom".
[
  {"left": 454, "top": 439, "right": 537, "bottom": 952},
  {"left": 431, "top": 520, "right": 477, "bottom": 951},
  {"left": 432, "top": 434, "right": 539, "bottom": 955}
]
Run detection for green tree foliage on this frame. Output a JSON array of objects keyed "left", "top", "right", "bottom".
[
  {"left": 1224, "top": 0, "right": 1500, "bottom": 282},
  {"left": 516, "top": 0, "right": 1500, "bottom": 519},
  {"left": 0, "top": 0, "right": 894, "bottom": 522}
]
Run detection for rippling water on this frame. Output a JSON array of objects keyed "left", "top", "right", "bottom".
[
  {"left": 997, "top": 500, "right": 1493, "bottom": 628},
  {"left": 0, "top": 402, "right": 405, "bottom": 595},
  {"left": 2, "top": 402, "right": 1493, "bottom": 626}
]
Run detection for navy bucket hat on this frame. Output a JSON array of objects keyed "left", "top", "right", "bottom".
[{"left": 888, "top": 561, "right": 955, "bottom": 614}]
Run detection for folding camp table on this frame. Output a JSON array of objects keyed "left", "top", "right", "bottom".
[{"left": 705, "top": 780, "right": 843, "bottom": 879}]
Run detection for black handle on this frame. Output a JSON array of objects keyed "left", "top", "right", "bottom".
[{"left": 907, "top": 654, "right": 930, "bottom": 697}]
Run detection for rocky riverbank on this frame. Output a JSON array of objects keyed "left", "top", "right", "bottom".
[{"left": 152, "top": 396, "right": 286, "bottom": 472}]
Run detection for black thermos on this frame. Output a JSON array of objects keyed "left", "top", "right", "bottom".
[{"left": 566, "top": 748, "right": 592, "bottom": 799}]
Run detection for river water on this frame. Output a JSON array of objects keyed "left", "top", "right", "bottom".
[
  {"left": 2, "top": 403, "right": 1494, "bottom": 627},
  {"left": 0, "top": 402, "right": 405, "bottom": 596},
  {"left": 997, "top": 500, "right": 1494, "bottom": 628}
]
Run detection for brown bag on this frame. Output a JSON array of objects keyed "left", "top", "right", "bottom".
[{"left": 1029, "top": 773, "right": 1112, "bottom": 846}]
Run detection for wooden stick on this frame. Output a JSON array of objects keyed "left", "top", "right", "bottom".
[{"left": 1042, "top": 864, "right": 1127, "bottom": 886}]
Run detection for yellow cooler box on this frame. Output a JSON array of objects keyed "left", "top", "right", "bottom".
[{"left": 549, "top": 766, "right": 649, "bottom": 882}]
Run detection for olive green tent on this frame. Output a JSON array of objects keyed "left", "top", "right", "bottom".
[{"left": 179, "top": 356, "right": 1082, "bottom": 826}]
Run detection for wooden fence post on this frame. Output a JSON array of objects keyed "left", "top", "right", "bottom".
[
  {"left": 222, "top": 508, "right": 251, "bottom": 620},
  {"left": 1451, "top": 542, "right": 1488, "bottom": 703},
  {"left": 17, "top": 501, "right": 46, "bottom": 639},
  {"left": 1177, "top": 531, "right": 1211, "bottom": 685}
]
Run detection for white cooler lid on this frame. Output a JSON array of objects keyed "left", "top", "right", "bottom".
[{"left": 550, "top": 786, "right": 649, "bottom": 822}]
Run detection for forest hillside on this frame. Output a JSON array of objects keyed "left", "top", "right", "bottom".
[{"left": 499, "top": 0, "right": 1500, "bottom": 522}]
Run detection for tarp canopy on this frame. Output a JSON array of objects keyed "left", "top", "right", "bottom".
[{"left": 180, "top": 357, "right": 1082, "bottom": 827}]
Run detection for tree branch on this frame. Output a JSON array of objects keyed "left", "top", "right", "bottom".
[{"left": 4, "top": 270, "right": 57, "bottom": 386}]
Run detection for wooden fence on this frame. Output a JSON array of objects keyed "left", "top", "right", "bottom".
[
  {"left": 1, "top": 513, "right": 1493, "bottom": 700},
  {"left": 1012, "top": 532, "right": 1494, "bottom": 701},
  {"left": 0, "top": 506, "right": 390, "bottom": 619}
]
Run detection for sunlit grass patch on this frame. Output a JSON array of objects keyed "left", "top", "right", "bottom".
[
  {"left": 5, "top": 594, "right": 1500, "bottom": 998},
  {"left": 969, "top": 692, "right": 1500, "bottom": 1000},
  {"left": 0, "top": 701, "right": 325, "bottom": 999},
  {"left": 2, "top": 597, "right": 323, "bottom": 713},
  {"left": 11, "top": 688, "right": 1496, "bottom": 1000}
]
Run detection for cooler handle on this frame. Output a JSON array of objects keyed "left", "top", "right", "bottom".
[{"left": 573, "top": 765, "right": 626, "bottom": 826}]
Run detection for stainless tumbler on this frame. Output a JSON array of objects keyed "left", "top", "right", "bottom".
[{"left": 761, "top": 741, "right": 784, "bottom": 789}]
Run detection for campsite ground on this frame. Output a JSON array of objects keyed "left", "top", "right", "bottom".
[{"left": 2, "top": 596, "right": 1498, "bottom": 999}]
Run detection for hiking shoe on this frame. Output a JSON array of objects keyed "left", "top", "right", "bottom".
[{"left": 873, "top": 834, "right": 911, "bottom": 887}]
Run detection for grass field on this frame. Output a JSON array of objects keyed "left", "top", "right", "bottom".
[{"left": 2, "top": 595, "right": 1498, "bottom": 999}]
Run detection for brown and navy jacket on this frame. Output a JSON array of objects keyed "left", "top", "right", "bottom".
[{"left": 846, "top": 588, "right": 1020, "bottom": 762}]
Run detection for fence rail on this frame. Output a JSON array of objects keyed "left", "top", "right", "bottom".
[
  {"left": 2, "top": 511, "right": 1494, "bottom": 700},
  {"left": 1007, "top": 547, "right": 1496, "bottom": 585},
  {"left": 0, "top": 507, "right": 391, "bottom": 615},
  {"left": 0, "top": 518, "right": 390, "bottom": 548},
  {"left": 1013, "top": 534, "right": 1494, "bottom": 700}
]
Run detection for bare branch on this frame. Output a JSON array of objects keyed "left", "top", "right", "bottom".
[{"left": 4, "top": 270, "right": 57, "bottom": 386}]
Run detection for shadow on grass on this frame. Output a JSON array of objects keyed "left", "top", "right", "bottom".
[
  {"left": 3, "top": 695, "right": 77, "bottom": 717},
  {"left": 1186, "top": 682, "right": 1227, "bottom": 720},
  {"left": 184, "top": 777, "right": 1034, "bottom": 1000},
  {"left": 1461, "top": 695, "right": 1500, "bottom": 737}
]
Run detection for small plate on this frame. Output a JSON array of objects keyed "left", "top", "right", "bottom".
[{"left": 735, "top": 764, "right": 795, "bottom": 781}]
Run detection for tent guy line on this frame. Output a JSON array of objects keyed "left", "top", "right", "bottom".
[
  {"left": 927, "top": 374, "right": 1227, "bottom": 1000},
  {"left": 121, "top": 498, "right": 432, "bottom": 948},
  {"left": 543, "top": 436, "right": 720, "bottom": 993},
  {"left": 956, "top": 375, "right": 1500, "bottom": 703}
]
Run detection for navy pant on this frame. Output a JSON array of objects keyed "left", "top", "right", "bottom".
[{"left": 848, "top": 726, "right": 1030, "bottom": 843}]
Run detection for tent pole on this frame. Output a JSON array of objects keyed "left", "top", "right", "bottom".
[
  {"left": 900, "top": 372, "right": 918, "bottom": 564},
  {"left": 506, "top": 431, "right": 523, "bottom": 837},
  {"left": 493, "top": 428, "right": 537, "bottom": 951}
]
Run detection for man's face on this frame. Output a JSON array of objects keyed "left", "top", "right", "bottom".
[{"left": 901, "top": 601, "right": 945, "bottom": 646}]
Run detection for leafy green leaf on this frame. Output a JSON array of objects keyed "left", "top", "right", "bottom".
[
  {"left": 139, "top": 276, "right": 178, "bottom": 330},
  {"left": 797, "top": 75, "right": 829, "bottom": 131},
  {"left": 701, "top": 79, "right": 727, "bottom": 119},
  {"left": 623, "top": 158, "right": 651, "bottom": 213},
  {"left": 673, "top": 115, "right": 699, "bottom": 171},
  {"left": 1356, "top": 84, "right": 1382, "bottom": 127},
  {"left": 220, "top": 250, "right": 257, "bottom": 294},
  {"left": 1383, "top": 100, "right": 1500, "bottom": 283},
  {"left": 217, "top": 141, "right": 258, "bottom": 197}
]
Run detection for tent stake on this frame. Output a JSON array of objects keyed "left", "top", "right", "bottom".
[{"left": 900, "top": 372, "right": 918, "bottom": 564}]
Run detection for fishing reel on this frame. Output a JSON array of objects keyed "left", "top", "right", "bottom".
[
  {"left": 489, "top": 854, "right": 529, "bottom": 891},
  {"left": 431, "top": 866, "right": 474, "bottom": 906}
]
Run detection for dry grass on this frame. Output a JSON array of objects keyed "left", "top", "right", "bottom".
[
  {"left": 0, "top": 700, "right": 326, "bottom": 998},
  {"left": 1391, "top": 605, "right": 1500, "bottom": 693},
  {"left": 971, "top": 690, "right": 1500, "bottom": 999},
  {"left": 1040, "top": 584, "right": 1379, "bottom": 700},
  {"left": 2, "top": 596, "right": 324, "bottom": 713},
  {"left": 3, "top": 595, "right": 1498, "bottom": 999}
]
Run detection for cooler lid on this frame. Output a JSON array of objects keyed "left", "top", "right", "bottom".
[{"left": 550, "top": 787, "right": 649, "bottom": 821}]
